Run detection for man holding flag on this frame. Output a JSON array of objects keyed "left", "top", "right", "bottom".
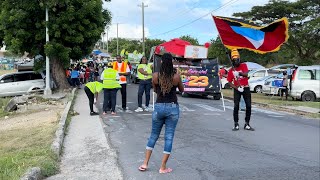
[
  {"left": 212, "top": 15, "right": 289, "bottom": 131},
  {"left": 227, "top": 49, "right": 254, "bottom": 131}
]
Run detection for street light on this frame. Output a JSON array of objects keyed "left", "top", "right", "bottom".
[{"left": 44, "top": 7, "right": 52, "bottom": 95}]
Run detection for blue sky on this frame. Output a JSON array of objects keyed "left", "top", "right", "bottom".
[{"left": 103, "top": 0, "right": 295, "bottom": 45}]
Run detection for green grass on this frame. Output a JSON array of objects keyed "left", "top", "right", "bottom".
[
  {"left": 64, "top": 90, "right": 78, "bottom": 135},
  {"left": 0, "top": 122, "right": 59, "bottom": 179},
  {"left": 222, "top": 89, "right": 320, "bottom": 109},
  {"left": 0, "top": 98, "right": 10, "bottom": 118}
]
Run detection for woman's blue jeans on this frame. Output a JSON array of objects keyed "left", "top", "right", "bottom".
[
  {"left": 138, "top": 79, "right": 152, "bottom": 107},
  {"left": 146, "top": 103, "right": 180, "bottom": 154}
]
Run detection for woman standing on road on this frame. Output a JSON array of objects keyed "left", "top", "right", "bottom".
[
  {"left": 135, "top": 56, "right": 153, "bottom": 112},
  {"left": 139, "top": 53, "right": 184, "bottom": 174}
]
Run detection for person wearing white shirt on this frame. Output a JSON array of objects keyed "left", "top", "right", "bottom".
[{"left": 113, "top": 55, "right": 131, "bottom": 111}]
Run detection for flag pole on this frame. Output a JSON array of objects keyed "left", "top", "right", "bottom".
[{"left": 217, "top": 58, "right": 226, "bottom": 111}]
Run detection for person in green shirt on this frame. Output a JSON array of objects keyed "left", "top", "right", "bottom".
[
  {"left": 135, "top": 56, "right": 153, "bottom": 112},
  {"left": 84, "top": 81, "right": 104, "bottom": 116}
]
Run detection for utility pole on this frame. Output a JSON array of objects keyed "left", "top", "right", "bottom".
[
  {"left": 44, "top": 7, "right": 52, "bottom": 95},
  {"left": 102, "top": 32, "right": 105, "bottom": 51},
  {"left": 106, "top": 27, "right": 109, "bottom": 53},
  {"left": 116, "top": 23, "right": 119, "bottom": 55},
  {"left": 138, "top": 2, "right": 148, "bottom": 55}
]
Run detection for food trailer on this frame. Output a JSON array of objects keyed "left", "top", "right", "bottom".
[{"left": 151, "top": 38, "right": 221, "bottom": 100}]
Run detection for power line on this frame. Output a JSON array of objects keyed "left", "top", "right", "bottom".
[{"left": 147, "top": 0, "right": 239, "bottom": 38}]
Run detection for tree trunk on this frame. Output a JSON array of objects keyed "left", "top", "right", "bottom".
[{"left": 51, "top": 58, "right": 70, "bottom": 90}]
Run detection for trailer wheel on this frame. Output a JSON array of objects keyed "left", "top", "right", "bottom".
[
  {"left": 213, "top": 94, "right": 221, "bottom": 100},
  {"left": 181, "top": 92, "right": 188, "bottom": 97}
]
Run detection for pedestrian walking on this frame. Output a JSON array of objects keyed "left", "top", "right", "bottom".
[
  {"left": 113, "top": 55, "right": 131, "bottom": 111},
  {"left": 139, "top": 53, "right": 184, "bottom": 174},
  {"left": 70, "top": 67, "right": 80, "bottom": 88},
  {"left": 85, "top": 66, "right": 90, "bottom": 83},
  {"left": 79, "top": 69, "right": 85, "bottom": 85},
  {"left": 84, "top": 81, "right": 104, "bottom": 116},
  {"left": 135, "top": 56, "right": 153, "bottom": 112},
  {"left": 281, "top": 70, "right": 289, "bottom": 100},
  {"left": 101, "top": 62, "right": 121, "bottom": 115},
  {"left": 227, "top": 49, "right": 254, "bottom": 131}
]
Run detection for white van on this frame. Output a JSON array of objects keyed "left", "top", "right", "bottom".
[
  {"left": 0, "top": 71, "right": 45, "bottom": 97},
  {"left": 290, "top": 65, "right": 320, "bottom": 101}
]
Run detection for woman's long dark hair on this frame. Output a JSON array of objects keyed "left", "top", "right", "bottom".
[
  {"left": 139, "top": 56, "right": 147, "bottom": 64},
  {"left": 159, "top": 53, "right": 174, "bottom": 95}
]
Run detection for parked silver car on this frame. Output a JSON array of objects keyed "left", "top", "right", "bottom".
[
  {"left": 290, "top": 65, "right": 320, "bottom": 101},
  {"left": 249, "top": 76, "right": 274, "bottom": 93},
  {"left": 0, "top": 71, "right": 45, "bottom": 97}
]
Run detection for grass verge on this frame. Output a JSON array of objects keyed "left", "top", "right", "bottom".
[
  {"left": 0, "top": 69, "right": 16, "bottom": 76},
  {"left": 0, "top": 98, "right": 10, "bottom": 118},
  {"left": 0, "top": 118, "right": 59, "bottom": 179},
  {"left": 222, "top": 89, "right": 320, "bottom": 118},
  {"left": 222, "top": 89, "right": 320, "bottom": 109},
  {"left": 65, "top": 90, "right": 78, "bottom": 134}
]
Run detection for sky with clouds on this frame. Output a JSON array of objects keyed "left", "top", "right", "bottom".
[{"left": 102, "top": 0, "right": 296, "bottom": 45}]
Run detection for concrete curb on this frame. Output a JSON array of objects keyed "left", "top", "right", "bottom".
[
  {"left": 20, "top": 167, "right": 41, "bottom": 180},
  {"left": 223, "top": 96, "right": 317, "bottom": 116},
  {"left": 51, "top": 88, "right": 76, "bottom": 156},
  {"left": 20, "top": 88, "right": 76, "bottom": 180}
]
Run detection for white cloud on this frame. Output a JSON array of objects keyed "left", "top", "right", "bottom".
[
  {"left": 103, "top": 23, "right": 150, "bottom": 40},
  {"left": 103, "top": 0, "right": 297, "bottom": 43}
]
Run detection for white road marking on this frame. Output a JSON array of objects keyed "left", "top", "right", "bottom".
[
  {"left": 252, "top": 107, "right": 282, "bottom": 115},
  {"left": 268, "top": 115, "right": 284, "bottom": 118},
  {"left": 194, "top": 104, "right": 223, "bottom": 112},
  {"left": 224, "top": 105, "right": 234, "bottom": 110},
  {"left": 203, "top": 113, "right": 221, "bottom": 116},
  {"left": 224, "top": 105, "right": 282, "bottom": 115},
  {"left": 179, "top": 104, "right": 195, "bottom": 112},
  {"left": 137, "top": 114, "right": 152, "bottom": 116}
]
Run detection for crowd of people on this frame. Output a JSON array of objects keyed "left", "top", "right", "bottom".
[
  {"left": 67, "top": 55, "right": 153, "bottom": 116},
  {"left": 72, "top": 51, "right": 256, "bottom": 174}
]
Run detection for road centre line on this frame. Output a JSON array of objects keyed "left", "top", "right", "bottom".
[
  {"left": 179, "top": 104, "right": 195, "bottom": 112},
  {"left": 194, "top": 104, "right": 223, "bottom": 112}
]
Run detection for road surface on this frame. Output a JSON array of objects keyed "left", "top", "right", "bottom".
[{"left": 97, "top": 84, "right": 320, "bottom": 180}]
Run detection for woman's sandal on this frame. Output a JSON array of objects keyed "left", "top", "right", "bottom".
[
  {"left": 138, "top": 165, "right": 148, "bottom": 172},
  {"left": 159, "top": 168, "right": 172, "bottom": 174}
]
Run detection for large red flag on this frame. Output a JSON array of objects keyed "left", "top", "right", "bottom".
[{"left": 212, "top": 16, "right": 289, "bottom": 54}]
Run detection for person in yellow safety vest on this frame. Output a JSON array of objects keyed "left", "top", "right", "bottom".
[
  {"left": 113, "top": 55, "right": 131, "bottom": 111},
  {"left": 101, "top": 62, "right": 121, "bottom": 115},
  {"left": 84, "top": 81, "right": 104, "bottom": 116},
  {"left": 135, "top": 56, "right": 153, "bottom": 112}
]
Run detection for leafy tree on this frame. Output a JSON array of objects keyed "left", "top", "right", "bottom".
[
  {"left": 106, "top": 38, "right": 142, "bottom": 57},
  {"left": 233, "top": 0, "right": 320, "bottom": 65},
  {"left": 207, "top": 37, "right": 229, "bottom": 65},
  {"left": 0, "top": 0, "right": 111, "bottom": 89},
  {"left": 179, "top": 35, "right": 199, "bottom": 45},
  {"left": 145, "top": 38, "right": 165, "bottom": 59}
]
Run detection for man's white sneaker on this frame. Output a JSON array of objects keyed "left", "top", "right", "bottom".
[
  {"left": 144, "top": 107, "right": 149, "bottom": 112},
  {"left": 135, "top": 107, "right": 143, "bottom": 112}
]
